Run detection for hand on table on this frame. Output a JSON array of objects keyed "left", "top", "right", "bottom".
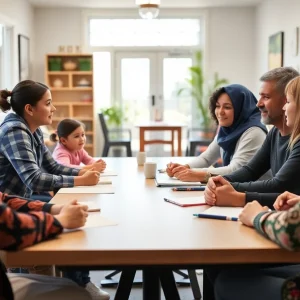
[
  {"left": 173, "top": 168, "right": 205, "bottom": 182},
  {"left": 239, "top": 201, "right": 269, "bottom": 227},
  {"left": 55, "top": 199, "right": 88, "bottom": 229},
  {"left": 166, "top": 162, "right": 185, "bottom": 177}
]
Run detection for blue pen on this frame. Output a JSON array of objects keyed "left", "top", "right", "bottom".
[
  {"left": 173, "top": 187, "right": 205, "bottom": 191},
  {"left": 193, "top": 213, "right": 238, "bottom": 221}
]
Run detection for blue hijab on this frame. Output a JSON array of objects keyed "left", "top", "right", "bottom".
[{"left": 217, "top": 84, "right": 267, "bottom": 166}]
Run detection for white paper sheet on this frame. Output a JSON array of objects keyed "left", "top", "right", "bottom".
[
  {"left": 203, "top": 206, "right": 243, "bottom": 219},
  {"left": 57, "top": 185, "right": 115, "bottom": 194},
  {"left": 101, "top": 169, "right": 118, "bottom": 176}
]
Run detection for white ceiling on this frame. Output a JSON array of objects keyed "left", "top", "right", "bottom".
[{"left": 29, "top": 0, "right": 264, "bottom": 8}]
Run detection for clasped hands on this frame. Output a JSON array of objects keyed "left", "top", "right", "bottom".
[
  {"left": 166, "top": 162, "right": 206, "bottom": 182},
  {"left": 205, "top": 176, "right": 300, "bottom": 227}
]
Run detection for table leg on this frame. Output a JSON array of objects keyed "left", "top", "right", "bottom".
[
  {"left": 143, "top": 268, "right": 161, "bottom": 300},
  {"left": 159, "top": 269, "right": 181, "bottom": 300},
  {"left": 171, "top": 130, "right": 175, "bottom": 156},
  {"left": 177, "top": 128, "right": 182, "bottom": 156},
  {"left": 140, "top": 128, "right": 145, "bottom": 152},
  {"left": 114, "top": 269, "right": 136, "bottom": 300}
]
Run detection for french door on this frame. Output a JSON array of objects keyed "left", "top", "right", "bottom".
[{"left": 115, "top": 51, "right": 192, "bottom": 152}]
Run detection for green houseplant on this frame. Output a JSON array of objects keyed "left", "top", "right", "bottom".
[
  {"left": 178, "top": 50, "right": 228, "bottom": 133},
  {"left": 100, "top": 106, "right": 124, "bottom": 128}
]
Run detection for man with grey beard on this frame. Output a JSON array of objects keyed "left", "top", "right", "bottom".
[{"left": 204, "top": 66, "right": 300, "bottom": 208}]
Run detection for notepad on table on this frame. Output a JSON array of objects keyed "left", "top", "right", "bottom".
[
  {"left": 77, "top": 201, "right": 101, "bottom": 212},
  {"left": 101, "top": 169, "right": 118, "bottom": 176},
  {"left": 57, "top": 185, "right": 115, "bottom": 194},
  {"left": 164, "top": 196, "right": 206, "bottom": 207},
  {"left": 155, "top": 173, "right": 205, "bottom": 187},
  {"left": 202, "top": 206, "right": 243, "bottom": 219}
]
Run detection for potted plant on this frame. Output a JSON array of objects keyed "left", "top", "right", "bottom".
[
  {"left": 178, "top": 50, "right": 228, "bottom": 136},
  {"left": 100, "top": 106, "right": 124, "bottom": 128}
]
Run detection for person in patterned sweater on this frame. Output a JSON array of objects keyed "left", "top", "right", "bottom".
[
  {"left": 0, "top": 191, "right": 91, "bottom": 300},
  {"left": 211, "top": 76, "right": 300, "bottom": 300}
]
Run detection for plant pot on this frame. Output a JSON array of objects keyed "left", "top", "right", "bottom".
[
  {"left": 78, "top": 59, "right": 92, "bottom": 71},
  {"left": 48, "top": 58, "right": 62, "bottom": 71}
]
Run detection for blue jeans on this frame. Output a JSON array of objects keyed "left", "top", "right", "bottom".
[
  {"left": 214, "top": 265, "right": 300, "bottom": 300},
  {"left": 62, "top": 270, "right": 91, "bottom": 287}
]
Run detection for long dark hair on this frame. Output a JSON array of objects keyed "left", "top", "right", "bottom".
[
  {"left": 0, "top": 80, "right": 49, "bottom": 117},
  {"left": 50, "top": 118, "right": 84, "bottom": 142}
]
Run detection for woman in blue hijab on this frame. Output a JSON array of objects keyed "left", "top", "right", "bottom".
[{"left": 166, "top": 84, "right": 268, "bottom": 182}]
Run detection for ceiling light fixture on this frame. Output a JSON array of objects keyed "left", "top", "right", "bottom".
[{"left": 136, "top": 0, "right": 161, "bottom": 20}]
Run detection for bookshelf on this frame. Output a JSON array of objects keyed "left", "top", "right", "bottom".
[{"left": 45, "top": 53, "right": 95, "bottom": 156}]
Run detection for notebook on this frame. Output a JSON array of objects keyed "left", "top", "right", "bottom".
[
  {"left": 202, "top": 206, "right": 243, "bottom": 219},
  {"left": 57, "top": 185, "right": 115, "bottom": 194},
  {"left": 155, "top": 173, "right": 205, "bottom": 187},
  {"left": 164, "top": 196, "right": 206, "bottom": 207},
  {"left": 101, "top": 169, "right": 118, "bottom": 176}
]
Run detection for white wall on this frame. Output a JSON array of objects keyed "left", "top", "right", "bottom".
[
  {"left": 206, "top": 7, "right": 256, "bottom": 92},
  {"left": 34, "top": 7, "right": 256, "bottom": 88},
  {"left": 33, "top": 8, "right": 82, "bottom": 81},
  {"left": 255, "top": 0, "right": 300, "bottom": 90},
  {"left": 0, "top": 0, "right": 34, "bottom": 86}
]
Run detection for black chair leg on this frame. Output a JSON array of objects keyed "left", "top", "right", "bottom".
[
  {"left": 190, "top": 143, "right": 197, "bottom": 156},
  {"left": 126, "top": 144, "right": 132, "bottom": 157},
  {"left": 102, "top": 145, "right": 110, "bottom": 157},
  {"left": 185, "top": 146, "right": 189, "bottom": 156}
]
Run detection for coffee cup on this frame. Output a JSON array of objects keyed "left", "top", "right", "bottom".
[
  {"left": 137, "top": 152, "right": 146, "bottom": 166},
  {"left": 144, "top": 162, "right": 157, "bottom": 179}
]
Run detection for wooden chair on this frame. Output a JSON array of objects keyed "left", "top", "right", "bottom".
[{"left": 98, "top": 113, "right": 132, "bottom": 157}]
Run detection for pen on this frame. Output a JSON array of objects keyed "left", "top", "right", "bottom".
[
  {"left": 173, "top": 187, "right": 205, "bottom": 191},
  {"left": 193, "top": 213, "right": 238, "bottom": 221},
  {"left": 158, "top": 169, "right": 166, "bottom": 173}
]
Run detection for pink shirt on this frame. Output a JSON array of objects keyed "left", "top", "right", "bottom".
[{"left": 52, "top": 143, "right": 95, "bottom": 168}]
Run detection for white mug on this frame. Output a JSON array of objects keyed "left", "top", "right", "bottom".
[
  {"left": 137, "top": 152, "right": 146, "bottom": 166},
  {"left": 144, "top": 162, "right": 157, "bottom": 179}
]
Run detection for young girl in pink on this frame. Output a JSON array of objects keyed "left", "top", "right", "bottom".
[{"left": 51, "top": 119, "right": 106, "bottom": 171}]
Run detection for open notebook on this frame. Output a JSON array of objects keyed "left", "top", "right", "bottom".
[
  {"left": 164, "top": 196, "right": 206, "bottom": 207},
  {"left": 155, "top": 173, "right": 205, "bottom": 187}
]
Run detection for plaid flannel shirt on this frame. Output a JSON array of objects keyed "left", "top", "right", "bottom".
[{"left": 0, "top": 113, "right": 80, "bottom": 198}]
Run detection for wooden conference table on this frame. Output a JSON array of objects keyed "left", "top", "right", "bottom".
[
  {"left": 1, "top": 157, "right": 300, "bottom": 299},
  {"left": 136, "top": 122, "right": 185, "bottom": 156}
]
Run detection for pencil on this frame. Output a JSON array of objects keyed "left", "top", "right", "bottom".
[{"left": 173, "top": 187, "right": 205, "bottom": 191}]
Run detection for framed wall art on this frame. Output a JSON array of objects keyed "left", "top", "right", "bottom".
[
  {"left": 18, "top": 34, "right": 30, "bottom": 81},
  {"left": 268, "top": 31, "right": 284, "bottom": 70}
]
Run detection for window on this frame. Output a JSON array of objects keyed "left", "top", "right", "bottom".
[{"left": 89, "top": 18, "right": 200, "bottom": 47}]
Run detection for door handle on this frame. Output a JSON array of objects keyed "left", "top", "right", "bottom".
[{"left": 151, "top": 95, "right": 155, "bottom": 106}]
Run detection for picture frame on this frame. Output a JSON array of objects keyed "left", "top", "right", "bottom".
[
  {"left": 268, "top": 31, "right": 284, "bottom": 70},
  {"left": 18, "top": 34, "right": 30, "bottom": 81}
]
